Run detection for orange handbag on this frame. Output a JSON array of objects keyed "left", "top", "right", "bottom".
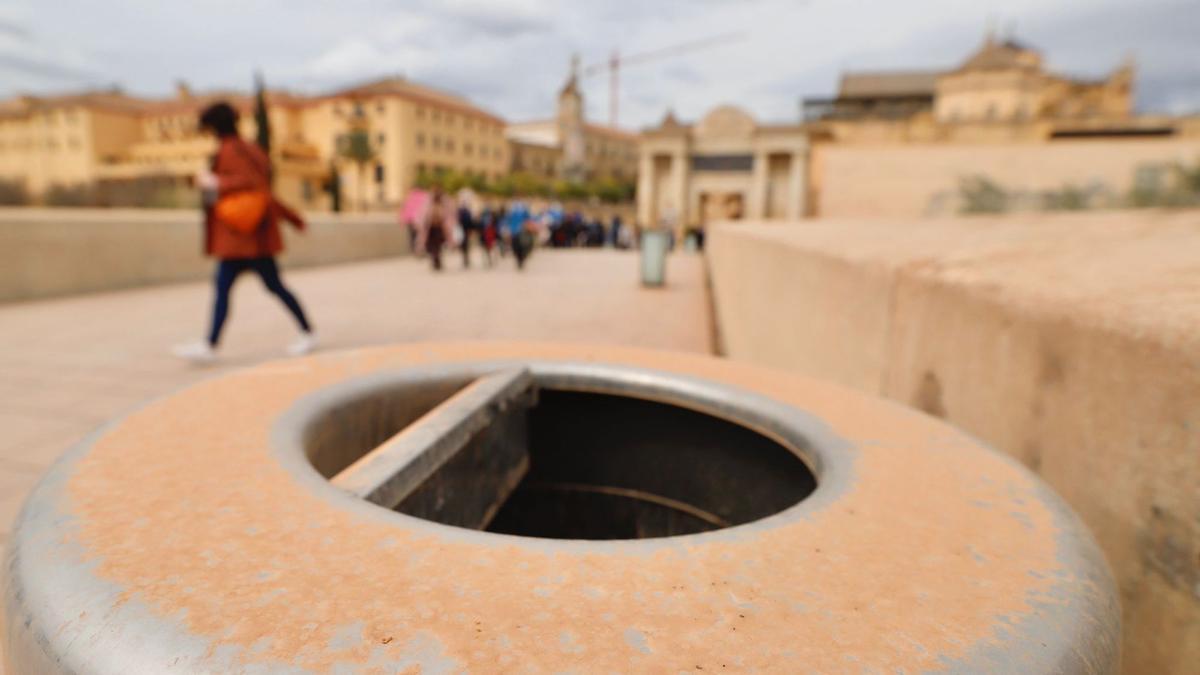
[{"left": 215, "top": 190, "right": 271, "bottom": 234}]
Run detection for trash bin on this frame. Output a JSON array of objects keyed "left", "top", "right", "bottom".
[
  {"left": 2, "top": 343, "right": 1120, "bottom": 673},
  {"left": 640, "top": 228, "right": 670, "bottom": 287}
]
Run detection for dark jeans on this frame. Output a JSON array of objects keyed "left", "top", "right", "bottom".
[
  {"left": 426, "top": 228, "right": 446, "bottom": 271},
  {"left": 208, "top": 257, "right": 311, "bottom": 346},
  {"left": 512, "top": 231, "right": 532, "bottom": 269}
]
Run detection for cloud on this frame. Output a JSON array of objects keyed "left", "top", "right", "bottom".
[
  {"left": 0, "top": 19, "right": 99, "bottom": 91},
  {"left": 0, "top": 0, "right": 1197, "bottom": 124},
  {"left": 429, "top": 0, "right": 553, "bottom": 37}
]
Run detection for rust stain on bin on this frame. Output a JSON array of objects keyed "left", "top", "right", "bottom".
[{"left": 5, "top": 343, "right": 1119, "bottom": 672}]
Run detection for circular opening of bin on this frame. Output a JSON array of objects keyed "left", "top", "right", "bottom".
[{"left": 298, "top": 364, "right": 819, "bottom": 540}]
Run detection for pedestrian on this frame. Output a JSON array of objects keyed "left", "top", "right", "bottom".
[
  {"left": 504, "top": 200, "right": 533, "bottom": 270},
  {"left": 399, "top": 187, "right": 428, "bottom": 254},
  {"left": 457, "top": 199, "right": 474, "bottom": 269},
  {"left": 481, "top": 206, "right": 497, "bottom": 267},
  {"left": 416, "top": 188, "right": 456, "bottom": 271},
  {"left": 494, "top": 204, "right": 509, "bottom": 258},
  {"left": 172, "top": 101, "right": 315, "bottom": 364}
]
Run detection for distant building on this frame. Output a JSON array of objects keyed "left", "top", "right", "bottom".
[
  {"left": 802, "top": 71, "right": 939, "bottom": 121},
  {"left": 637, "top": 106, "right": 809, "bottom": 229},
  {"left": 803, "top": 32, "right": 1134, "bottom": 127},
  {"left": 644, "top": 32, "right": 1199, "bottom": 227},
  {"left": 934, "top": 36, "right": 1132, "bottom": 124},
  {"left": 0, "top": 76, "right": 508, "bottom": 210},
  {"left": 307, "top": 77, "right": 508, "bottom": 209},
  {"left": 505, "top": 58, "right": 640, "bottom": 184}
]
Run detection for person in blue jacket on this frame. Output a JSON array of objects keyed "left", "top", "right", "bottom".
[{"left": 504, "top": 201, "right": 533, "bottom": 270}]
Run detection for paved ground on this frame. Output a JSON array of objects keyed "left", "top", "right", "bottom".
[{"left": 0, "top": 249, "right": 711, "bottom": 543}]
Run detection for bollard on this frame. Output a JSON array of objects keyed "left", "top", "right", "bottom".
[
  {"left": 640, "top": 229, "right": 669, "bottom": 287},
  {"left": 2, "top": 343, "right": 1120, "bottom": 673}
]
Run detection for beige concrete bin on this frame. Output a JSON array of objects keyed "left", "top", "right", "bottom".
[{"left": 3, "top": 343, "right": 1119, "bottom": 672}]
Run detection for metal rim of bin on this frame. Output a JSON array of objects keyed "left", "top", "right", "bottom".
[
  {"left": 273, "top": 360, "right": 841, "bottom": 545},
  {"left": 3, "top": 343, "right": 1120, "bottom": 674}
]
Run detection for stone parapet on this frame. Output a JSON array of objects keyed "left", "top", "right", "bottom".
[
  {"left": 0, "top": 207, "right": 409, "bottom": 303},
  {"left": 707, "top": 210, "right": 1200, "bottom": 674}
]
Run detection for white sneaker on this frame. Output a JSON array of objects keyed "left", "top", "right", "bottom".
[
  {"left": 172, "top": 340, "right": 217, "bottom": 364},
  {"left": 287, "top": 332, "right": 318, "bottom": 357}
]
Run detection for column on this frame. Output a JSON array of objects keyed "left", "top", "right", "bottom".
[
  {"left": 785, "top": 144, "right": 809, "bottom": 221},
  {"left": 636, "top": 150, "right": 655, "bottom": 227},
  {"left": 748, "top": 149, "right": 769, "bottom": 220},
  {"left": 670, "top": 148, "right": 689, "bottom": 234}
]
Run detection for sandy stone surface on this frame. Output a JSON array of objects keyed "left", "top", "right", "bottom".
[
  {"left": 707, "top": 209, "right": 1200, "bottom": 674},
  {"left": 0, "top": 249, "right": 712, "bottom": 543}
]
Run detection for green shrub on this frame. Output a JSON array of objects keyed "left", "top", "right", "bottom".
[
  {"left": 0, "top": 179, "right": 29, "bottom": 205},
  {"left": 958, "top": 175, "right": 1008, "bottom": 214}
]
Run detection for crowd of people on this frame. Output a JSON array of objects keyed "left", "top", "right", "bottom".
[
  {"left": 171, "top": 99, "right": 644, "bottom": 364},
  {"left": 401, "top": 188, "right": 635, "bottom": 272}
]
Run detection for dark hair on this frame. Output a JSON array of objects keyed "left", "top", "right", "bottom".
[{"left": 198, "top": 102, "right": 239, "bottom": 137}]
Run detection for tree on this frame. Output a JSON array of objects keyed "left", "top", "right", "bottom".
[
  {"left": 587, "top": 177, "right": 634, "bottom": 203},
  {"left": 337, "top": 120, "right": 376, "bottom": 211},
  {"left": 325, "top": 160, "right": 342, "bottom": 212},
  {"left": 486, "top": 174, "right": 515, "bottom": 198},
  {"left": 253, "top": 71, "right": 271, "bottom": 155},
  {"left": 414, "top": 166, "right": 436, "bottom": 190}
]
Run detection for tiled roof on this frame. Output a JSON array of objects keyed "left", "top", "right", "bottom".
[
  {"left": 837, "top": 71, "right": 939, "bottom": 99},
  {"left": 0, "top": 90, "right": 150, "bottom": 118},
  {"left": 583, "top": 123, "right": 638, "bottom": 142},
  {"left": 322, "top": 77, "right": 505, "bottom": 124}
]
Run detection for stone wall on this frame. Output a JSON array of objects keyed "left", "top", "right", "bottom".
[
  {"left": 813, "top": 138, "right": 1200, "bottom": 218},
  {"left": 0, "top": 208, "right": 409, "bottom": 303},
  {"left": 707, "top": 211, "right": 1200, "bottom": 674}
]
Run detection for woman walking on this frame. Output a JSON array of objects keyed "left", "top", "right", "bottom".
[{"left": 172, "top": 102, "right": 315, "bottom": 363}]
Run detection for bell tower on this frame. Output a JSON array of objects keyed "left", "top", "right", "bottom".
[{"left": 557, "top": 55, "right": 587, "bottom": 182}]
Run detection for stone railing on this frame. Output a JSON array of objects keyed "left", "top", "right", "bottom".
[
  {"left": 706, "top": 210, "right": 1200, "bottom": 675},
  {"left": 0, "top": 207, "right": 409, "bottom": 303}
]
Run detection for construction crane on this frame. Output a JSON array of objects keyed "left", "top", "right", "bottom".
[{"left": 582, "top": 32, "right": 744, "bottom": 128}]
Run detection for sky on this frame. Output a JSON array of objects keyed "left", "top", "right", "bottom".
[{"left": 1, "top": 0, "right": 1198, "bottom": 129}]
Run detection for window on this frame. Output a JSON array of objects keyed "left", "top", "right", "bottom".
[
  {"left": 464, "top": 118, "right": 473, "bottom": 130},
  {"left": 464, "top": 142, "right": 473, "bottom": 156},
  {"left": 376, "top": 101, "right": 385, "bottom": 115},
  {"left": 374, "top": 163, "right": 384, "bottom": 183},
  {"left": 416, "top": 107, "right": 426, "bottom": 119},
  {"left": 432, "top": 110, "right": 441, "bottom": 123},
  {"left": 377, "top": 133, "right": 385, "bottom": 146},
  {"left": 416, "top": 132, "right": 425, "bottom": 148},
  {"left": 432, "top": 136, "right": 442, "bottom": 150},
  {"left": 353, "top": 102, "right": 364, "bottom": 117},
  {"left": 446, "top": 139, "right": 455, "bottom": 153}
]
